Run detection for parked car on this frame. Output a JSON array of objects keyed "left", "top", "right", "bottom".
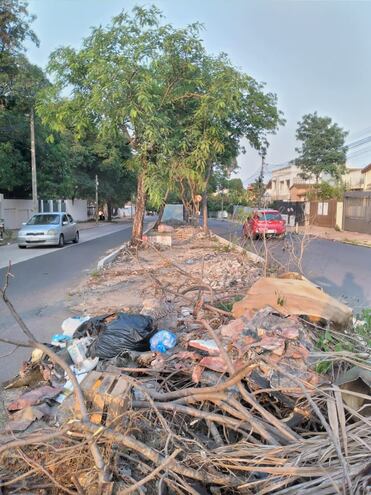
[
  {"left": 17, "top": 212, "right": 79, "bottom": 249},
  {"left": 243, "top": 209, "right": 286, "bottom": 239}
]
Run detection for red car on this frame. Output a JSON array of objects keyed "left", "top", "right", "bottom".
[{"left": 243, "top": 209, "right": 286, "bottom": 239}]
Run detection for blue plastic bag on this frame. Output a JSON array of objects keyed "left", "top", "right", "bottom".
[{"left": 150, "top": 330, "right": 177, "bottom": 353}]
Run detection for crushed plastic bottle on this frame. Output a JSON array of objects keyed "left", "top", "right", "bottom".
[{"left": 149, "top": 330, "right": 177, "bottom": 353}]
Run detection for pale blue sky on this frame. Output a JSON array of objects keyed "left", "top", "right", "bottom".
[{"left": 26, "top": 0, "right": 371, "bottom": 184}]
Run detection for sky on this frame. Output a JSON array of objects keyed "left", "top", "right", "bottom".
[{"left": 25, "top": 0, "right": 371, "bottom": 185}]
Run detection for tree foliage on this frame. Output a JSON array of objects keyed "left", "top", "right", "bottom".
[
  {"left": 295, "top": 112, "right": 348, "bottom": 182},
  {"left": 38, "top": 6, "right": 283, "bottom": 239},
  {"left": 306, "top": 181, "right": 345, "bottom": 201}
]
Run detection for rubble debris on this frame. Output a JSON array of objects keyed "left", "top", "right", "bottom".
[
  {"left": 147, "top": 231, "right": 172, "bottom": 246},
  {"left": 1, "top": 225, "right": 370, "bottom": 495},
  {"left": 157, "top": 223, "right": 174, "bottom": 233},
  {"left": 4, "top": 405, "right": 52, "bottom": 432},
  {"left": 7, "top": 385, "right": 62, "bottom": 411},
  {"left": 232, "top": 274, "right": 353, "bottom": 328}
]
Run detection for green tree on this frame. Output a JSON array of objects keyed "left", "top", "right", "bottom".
[
  {"left": 307, "top": 181, "right": 345, "bottom": 201},
  {"left": 0, "top": 0, "right": 39, "bottom": 107},
  {"left": 38, "top": 6, "right": 208, "bottom": 242},
  {"left": 295, "top": 112, "right": 348, "bottom": 183},
  {"left": 0, "top": 57, "right": 77, "bottom": 198}
]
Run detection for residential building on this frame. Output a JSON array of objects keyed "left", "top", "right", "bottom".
[
  {"left": 265, "top": 164, "right": 315, "bottom": 201},
  {"left": 361, "top": 164, "right": 371, "bottom": 190},
  {"left": 343, "top": 168, "right": 364, "bottom": 190},
  {"left": 265, "top": 164, "right": 364, "bottom": 202}
]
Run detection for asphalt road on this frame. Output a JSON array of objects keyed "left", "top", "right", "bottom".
[
  {"left": 0, "top": 222, "right": 135, "bottom": 381},
  {"left": 208, "top": 218, "right": 371, "bottom": 313}
]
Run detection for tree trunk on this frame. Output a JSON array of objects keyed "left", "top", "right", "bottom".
[
  {"left": 131, "top": 171, "right": 146, "bottom": 245},
  {"left": 153, "top": 189, "right": 169, "bottom": 230},
  {"left": 183, "top": 202, "right": 190, "bottom": 223},
  {"left": 107, "top": 200, "right": 113, "bottom": 222},
  {"left": 202, "top": 162, "right": 213, "bottom": 233}
]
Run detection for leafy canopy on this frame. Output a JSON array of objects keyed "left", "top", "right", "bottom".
[{"left": 295, "top": 112, "right": 348, "bottom": 181}]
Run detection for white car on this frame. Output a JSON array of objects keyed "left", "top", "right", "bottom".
[{"left": 17, "top": 212, "right": 79, "bottom": 248}]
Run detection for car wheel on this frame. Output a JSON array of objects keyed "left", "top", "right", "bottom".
[
  {"left": 73, "top": 231, "right": 79, "bottom": 243},
  {"left": 58, "top": 234, "right": 64, "bottom": 247},
  {"left": 18, "top": 245, "right": 26, "bottom": 249}
]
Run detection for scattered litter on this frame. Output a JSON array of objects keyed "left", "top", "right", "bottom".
[
  {"left": 87, "top": 313, "right": 156, "bottom": 359},
  {"left": 51, "top": 333, "right": 72, "bottom": 347},
  {"left": 67, "top": 337, "right": 92, "bottom": 365},
  {"left": 149, "top": 330, "right": 177, "bottom": 353},
  {"left": 61, "top": 315, "right": 91, "bottom": 337},
  {"left": 2, "top": 225, "right": 370, "bottom": 495}
]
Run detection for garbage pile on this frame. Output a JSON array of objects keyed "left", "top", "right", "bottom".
[{"left": 1, "top": 228, "right": 370, "bottom": 494}]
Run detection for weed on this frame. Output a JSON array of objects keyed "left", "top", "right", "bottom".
[
  {"left": 90, "top": 270, "right": 100, "bottom": 278},
  {"left": 354, "top": 308, "right": 371, "bottom": 346},
  {"left": 276, "top": 292, "right": 285, "bottom": 307},
  {"left": 216, "top": 295, "right": 243, "bottom": 312}
]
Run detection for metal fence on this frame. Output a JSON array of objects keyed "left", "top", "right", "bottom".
[
  {"left": 343, "top": 191, "right": 371, "bottom": 234},
  {"left": 309, "top": 199, "right": 337, "bottom": 228},
  {"left": 270, "top": 201, "right": 306, "bottom": 226}
]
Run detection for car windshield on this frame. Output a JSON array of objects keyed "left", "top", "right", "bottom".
[
  {"left": 27, "top": 214, "right": 60, "bottom": 225},
  {"left": 258, "top": 212, "right": 282, "bottom": 221}
]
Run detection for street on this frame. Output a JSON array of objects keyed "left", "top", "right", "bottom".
[
  {"left": 0, "top": 221, "right": 136, "bottom": 380},
  {"left": 208, "top": 218, "right": 371, "bottom": 313}
]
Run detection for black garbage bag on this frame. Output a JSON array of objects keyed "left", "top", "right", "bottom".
[
  {"left": 73, "top": 314, "right": 112, "bottom": 339},
  {"left": 85, "top": 313, "right": 156, "bottom": 359}
]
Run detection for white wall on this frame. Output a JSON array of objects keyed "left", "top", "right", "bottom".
[
  {"left": 0, "top": 197, "right": 88, "bottom": 229},
  {"left": 0, "top": 198, "right": 34, "bottom": 229},
  {"left": 65, "top": 199, "right": 88, "bottom": 222}
]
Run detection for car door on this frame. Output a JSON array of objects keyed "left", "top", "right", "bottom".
[
  {"left": 61, "top": 214, "right": 72, "bottom": 241},
  {"left": 67, "top": 214, "right": 77, "bottom": 239}
]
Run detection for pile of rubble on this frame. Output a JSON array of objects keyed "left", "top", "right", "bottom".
[{"left": 0, "top": 225, "right": 370, "bottom": 495}]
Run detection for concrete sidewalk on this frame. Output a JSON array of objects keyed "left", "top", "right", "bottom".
[{"left": 289, "top": 225, "right": 371, "bottom": 247}]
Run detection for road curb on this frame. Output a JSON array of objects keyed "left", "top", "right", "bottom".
[
  {"left": 213, "top": 233, "right": 264, "bottom": 264},
  {"left": 97, "top": 222, "right": 155, "bottom": 270}
]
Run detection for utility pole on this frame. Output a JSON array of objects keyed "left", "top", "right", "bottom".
[
  {"left": 257, "top": 152, "right": 266, "bottom": 208},
  {"left": 30, "top": 108, "right": 38, "bottom": 213},
  {"left": 95, "top": 174, "right": 99, "bottom": 224}
]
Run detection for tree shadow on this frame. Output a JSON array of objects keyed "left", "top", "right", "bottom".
[{"left": 313, "top": 272, "right": 365, "bottom": 313}]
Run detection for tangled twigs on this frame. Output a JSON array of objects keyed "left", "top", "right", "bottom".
[
  {"left": 70, "top": 420, "right": 239, "bottom": 487},
  {"left": 199, "top": 319, "right": 299, "bottom": 444},
  {"left": 117, "top": 448, "right": 181, "bottom": 495},
  {"left": 0, "top": 427, "right": 69, "bottom": 456},
  {"left": 0, "top": 263, "right": 110, "bottom": 484}
]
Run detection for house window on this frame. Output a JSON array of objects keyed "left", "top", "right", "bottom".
[{"left": 317, "top": 202, "right": 329, "bottom": 216}]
